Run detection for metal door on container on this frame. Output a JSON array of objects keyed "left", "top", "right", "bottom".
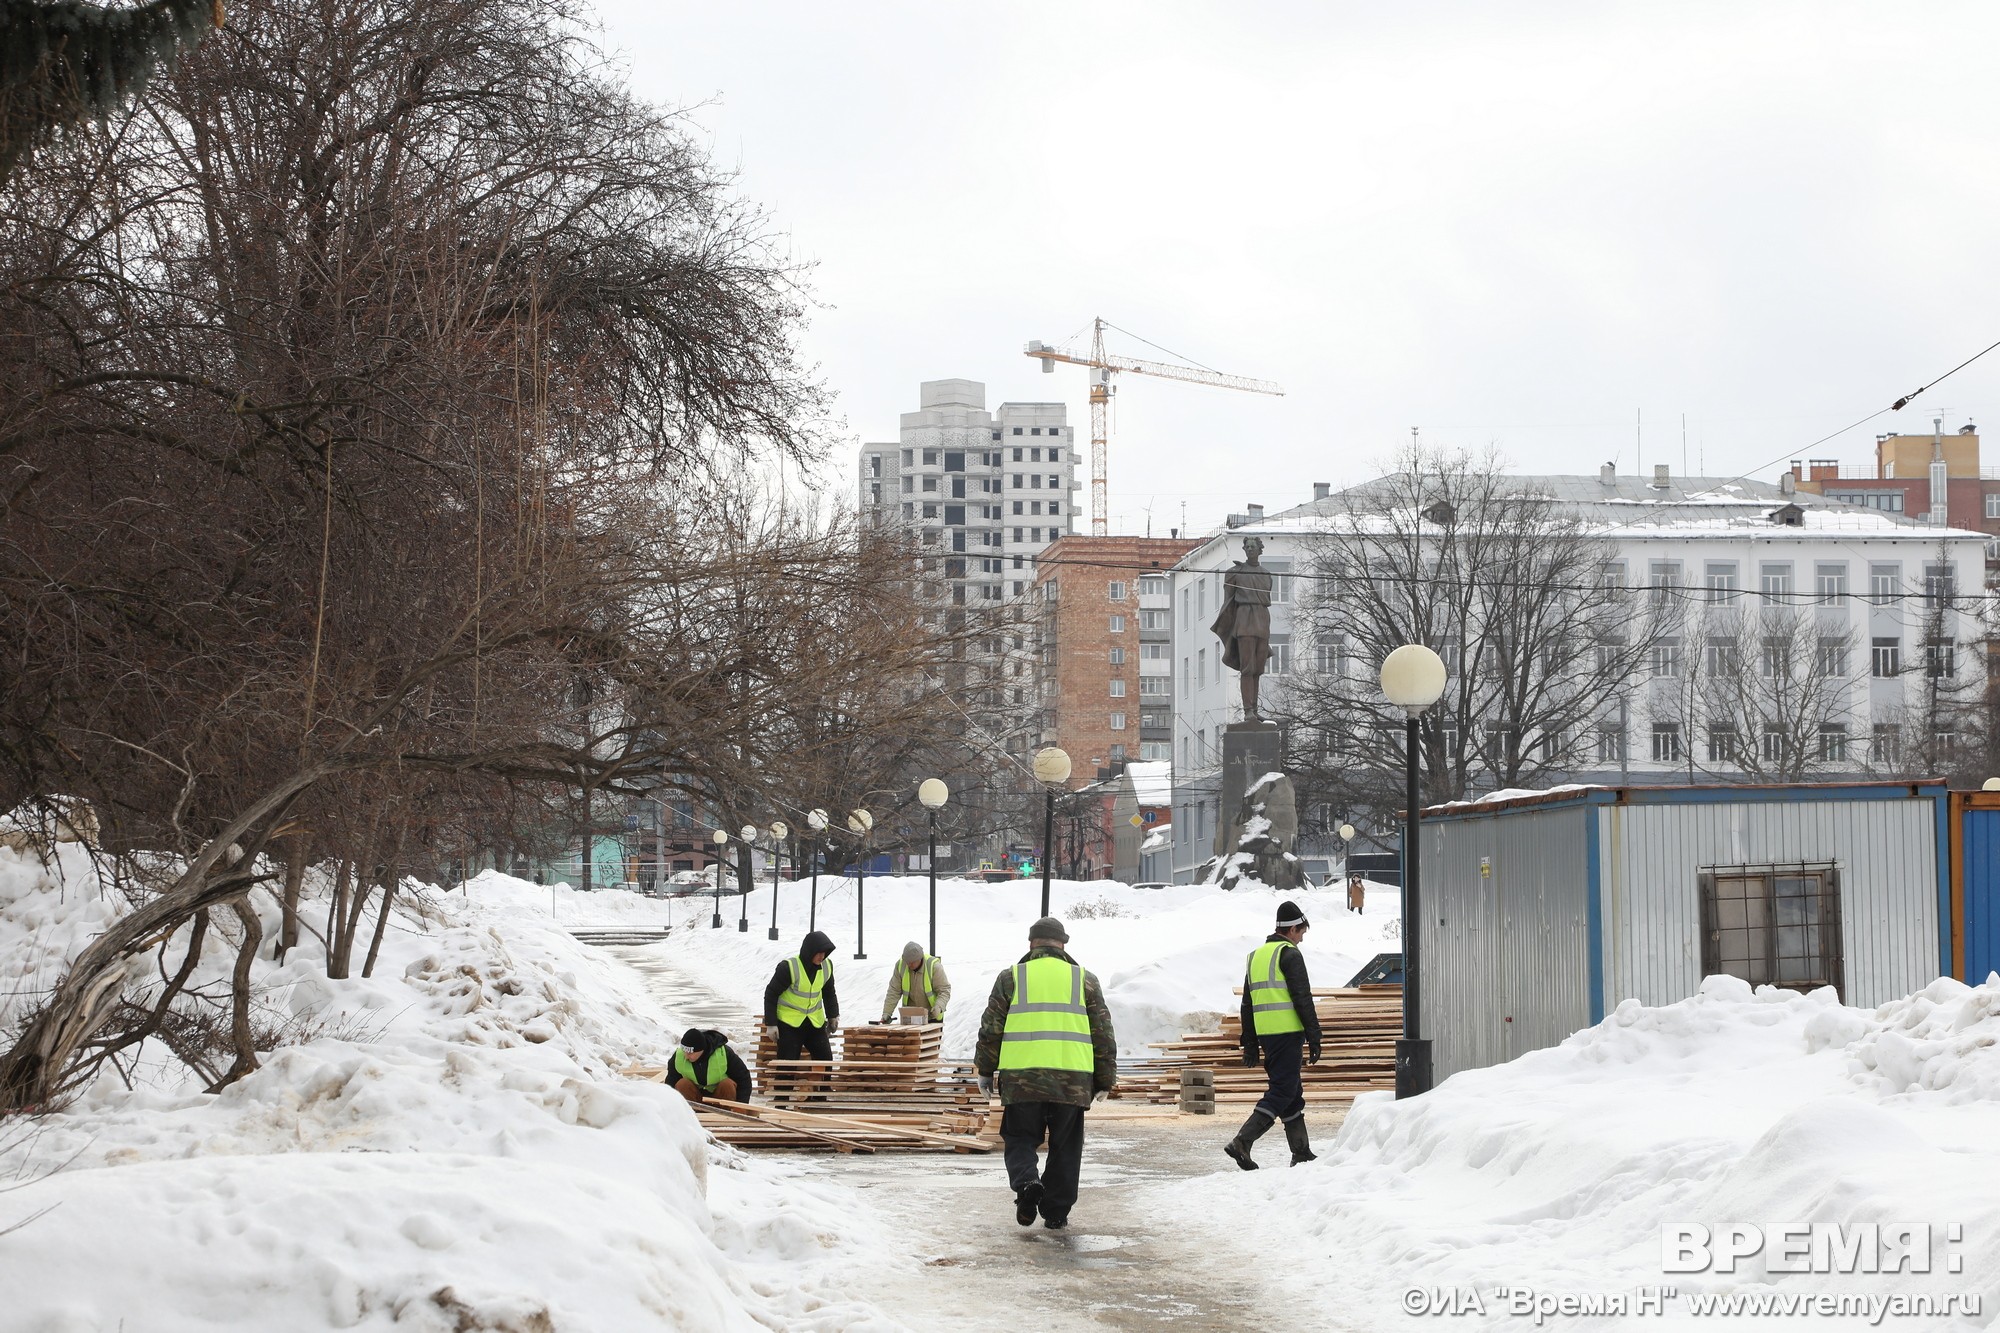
[{"left": 1963, "top": 808, "right": 2000, "bottom": 982}]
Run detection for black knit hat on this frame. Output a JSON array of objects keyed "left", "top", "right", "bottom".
[{"left": 1276, "top": 900, "right": 1308, "bottom": 928}]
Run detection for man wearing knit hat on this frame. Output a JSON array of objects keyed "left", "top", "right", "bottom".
[
  {"left": 973, "top": 916, "right": 1118, "bottom": 1230},
  {"left": 1224, "top": 899, "right": 1323, "bottom": 1170}
]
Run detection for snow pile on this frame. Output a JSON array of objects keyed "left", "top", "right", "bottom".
[
  {"left": 0, "top": 848, "right": 896, "bottom": 1331},
  {"left": 1171, "top": 974, "right": 2000, "bottom": 1328},
  {"left": 627, "top": 873, "right": 1398, "bottom": 1058}
]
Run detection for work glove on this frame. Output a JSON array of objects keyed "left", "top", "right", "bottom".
[
  {"left": 1092, "top": 1091, "right": 1108, "bottom": 1107},
  {"left": 977, "top": 1074, "right": 995, "bottom": 1098},
  {"left": 1241, "top": 1046, "right": 1260, "bottom": 1068},
  {"left": 1308, "top": 1041, "right": 1322, "bottom": 1066}
]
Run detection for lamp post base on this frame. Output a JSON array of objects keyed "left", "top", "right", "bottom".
[
  {"left": 1394, "top": 1038, "right": 1433, "bottom": 1099},
  {"left": 710, "top": 914, "right": 722, "bottom": 929},
  {"left": 737, "top": 920, "right": 747, "bottom": 932},
  {"left": 766, "top": 927, "right": 779, "bottom": 941}
]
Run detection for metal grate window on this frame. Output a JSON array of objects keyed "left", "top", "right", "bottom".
[{"left": 1698, "top": 863, "right": 1844, "bottom": 996}]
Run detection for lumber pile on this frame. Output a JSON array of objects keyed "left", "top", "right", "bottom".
[{"left": 1114, "top": 985, "right": 1400, "bottom": 1106}]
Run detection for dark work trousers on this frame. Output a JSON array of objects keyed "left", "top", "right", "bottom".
[
  {"left": 1001, "top": 1102, "right": 1087, "bottom": 1219},
  {"left": 1255, "top": 1033, "right": 1307, "bottom": 1122},
  {"left": 773, "top": 1022, "right": 833, "bottom": 1099}
]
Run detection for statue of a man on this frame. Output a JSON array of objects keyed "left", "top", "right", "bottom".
[{"left": 1209, "top": 536, "right": 1273, "bottom": 720}]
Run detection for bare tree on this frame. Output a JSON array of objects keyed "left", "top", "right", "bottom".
[{"left": 1675, "top": 603, "right": 1858, "bottom": 780}]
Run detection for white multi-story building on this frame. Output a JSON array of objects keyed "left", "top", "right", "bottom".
[
  {"left": 1166, "top": 467, "right": 1990, "bottom": 883},
  {"left": 859, "top": 379, "right": 1082, "bottom": 603}
]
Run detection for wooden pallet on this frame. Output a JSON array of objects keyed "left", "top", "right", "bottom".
[{"left": 1113, "top": 984, "right": 1401, "bottom": 1106}]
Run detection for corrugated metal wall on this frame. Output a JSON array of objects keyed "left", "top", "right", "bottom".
[
  {"left": 1421, "top": 805, "right": 1594, "bottom": 1081},
  {"left": 1597, "top": 796, "right": 1939, "bottom": 1011},
  {"left": 1961, "top": 807, "right": 2000, "bottom": 983}
]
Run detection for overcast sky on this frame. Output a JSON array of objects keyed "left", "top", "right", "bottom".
[{"left": 591, "top": 1, "right": 2000, "bottom": 534}]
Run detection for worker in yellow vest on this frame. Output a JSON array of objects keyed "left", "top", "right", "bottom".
[
  {"left": 973, "top": 916, "right": 1117, "bottom": 1230},
  {"left": 669, "top": 1028, "right": 752, "bottom": 1105},
  {"left": 762, "top": 930, "right": 840, "bottom": 1100},
  {"left": 1224, "top": 899, "right": 1323, "bottom": 1170},
  {"left": 880, "top": 940, "right": 952, "bottom": 1023}
]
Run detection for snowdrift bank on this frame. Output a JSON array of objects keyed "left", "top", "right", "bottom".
[
  {"left": 553, "top": 872, "right": 1400, "bottom": 1058},
  {"left": 0, "top": 849, "right": 895, "bottom": 1332},
  {"left": 1170, "top": 975, "right": 2000, "bottom": 1329}
]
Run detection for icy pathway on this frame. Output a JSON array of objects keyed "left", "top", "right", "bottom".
[{"left": 607, "top": 941, "right": 1355, "bottom": 1331}]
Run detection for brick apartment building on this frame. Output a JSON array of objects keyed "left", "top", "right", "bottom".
[
  {"left": 1793, "top": 421, "right": 2000, "bottom": 546},
  {"left": 1032, "top": 534, "right": 1199, "bottom": 782}
]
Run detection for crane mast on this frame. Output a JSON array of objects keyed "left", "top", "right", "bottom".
[{"left": 1025, "top": 317, "right": 1283, "bottom": 535}]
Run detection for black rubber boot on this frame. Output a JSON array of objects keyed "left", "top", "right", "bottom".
[
  {"left": 1284, "top": 1115, "right": 1316, "bottom": 1165},
  {"left": 1223, "top": 1109, "right": 1274, "bottom": 1171},
  {"left": 1015, "top": 1180, "right": 1043, "bottom": 1226}
]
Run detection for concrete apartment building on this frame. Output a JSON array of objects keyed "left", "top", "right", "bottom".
[
  {"left": 1166, "top": 468, "right": 1989, "bottom": 883},
  {"left": 1032, "top": 534, "right": 1198, "bottom": 781},
  {"left": 858, "top": 379, "right": 1082, "bottom": 604}
]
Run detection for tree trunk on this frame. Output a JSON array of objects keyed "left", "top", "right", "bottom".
[
  {"left": 275, "top": 834, "right": 309, "bottom": 961},
  {"left": 324, "top": 857, "right": 353, "bottom": 980},
  {"left": 211, "top": 900, "right": 265, "bottom": 1092},
  {"left": 361, "top": 821, "right": 409, "bottom": 979}
]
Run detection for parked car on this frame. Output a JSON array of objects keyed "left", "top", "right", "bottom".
[
  {"left": 665, "top": 868, "right": 721, "bottom": 895},
  {"left": 1130, "top": 881, "right": 1169, "bottom": 891},
  {"left": 964, "top": 868, "right": 1019, "bottom": 884}
]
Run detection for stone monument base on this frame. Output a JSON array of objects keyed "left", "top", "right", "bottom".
[{"left": 1206, "top": 720, "right": 1303, "bottom": 891}]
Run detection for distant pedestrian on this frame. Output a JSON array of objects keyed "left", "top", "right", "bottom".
[
  {"left": 880, "top": 941, "right": 951, "bottom": 1023},
  {"left": 1224, "top": 899, "right": 1323, "bottom": 1169},
  {"left": 974, "top": 916, "right": 1117, "bottom": 1230},
  {"left": 1346, "top": 872, "right": 1365, "bottom": 914},
  {"left": 669, "top": 1028, "right": 752, "bottom": 1105},
  {"left": 764, "top": 930, "right": 839, "bottom": 1101}
]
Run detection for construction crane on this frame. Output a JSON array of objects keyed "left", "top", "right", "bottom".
[{"left": 1025, "top": 317, "right": 1284, "bottom": 536}]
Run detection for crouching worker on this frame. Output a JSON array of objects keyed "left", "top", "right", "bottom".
[{"left": 670, "top": 1028, "right": 752, "bottom": 1105}]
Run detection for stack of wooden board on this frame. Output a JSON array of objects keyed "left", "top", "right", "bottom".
[
  {"left": 1115, "top": 985, "right": 1401, "bottom": 1106},
  {"left": 622, "top": 1068, "right": 997, "bottom": 1153},
  {"left": 831, "top": 1023, "right": 942, "bottom": 1094}
]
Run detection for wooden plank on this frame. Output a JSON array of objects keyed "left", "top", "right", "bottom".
[
  {"left": 694, "top": 1102, "right": 874, "bottom": 1153},
  {"left": 706, "top": 1098, "right": 995, "bottom": 1153}
]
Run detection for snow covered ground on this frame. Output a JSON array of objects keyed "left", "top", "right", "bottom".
[
  {"left": 1168, "top": 975, "right": 2000, "bottom": 1329},
  {"left": 608, "top": 871, "right": 1399, "bottom": 1058},
  {"left": 0, "top": 849, "right": 899, "bottom": 1332}
]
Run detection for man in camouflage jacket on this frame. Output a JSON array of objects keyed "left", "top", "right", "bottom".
[{"left": 973, "top": 916, "right": 1117, "bottom": 1229}]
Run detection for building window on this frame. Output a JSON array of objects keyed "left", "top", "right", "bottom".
[
  {"left": 1197, "top": 648, "right": 1206, "bottom": 682},
  {"left": 1815, "top": 562, "right": 1847, "bottom": 604},
  {"left": 1182, "top": 657, "right": 1190, "bottom": 696},
  {"left": 1050, "top": 502, "right": 1061, "bottom": 515},
  {"left": 1140, "top": 609, "right": 1166, "bottom": 630},
  {"left": 1651, "top": 721, "right": 1683, "bottom": 762},
  {"left": 1045, "top": 580, "right": 1059, "bottom": 603},
  {"left": 1816, "top": 637, "right": 1848, "bottom": 677},
  {"left": 922, "top": 449, "right": 938, "bottom": 465},
  {"left": 1704, "top": 636, "right": 1739, "bottom": 677},
  {"left": 902, "top": 448, "right": 913, "bottom": 466},
  {"left": 1651, "top": 637, "right": 1683, "bottom": 677},
  {"left": 1181, "top": 735, "right": 1191, "bottom": 767},
  {"left": 1869, "top": 563, "right": 1899, "bottom": 606},
  {"left": 1698, "top": 865, "right": 1843, "bottom": 994},
  {"left": 1140, "top": 575, "right": 1167, "bottom": 597},
  {"left": 1705, "top": 562, "right": 1739, "bottom": 603},
  {"left": 1047, "top": 474, "right": 1060, "bottom": 489},
  {"left": 1109, "top": 580, "right": 1128, "bottom": 601},
  {"left": 1031, "top": 501, "right": 1042, "bottom": 515},
  {"left": 1759, "top": 636, "right": 1787, "bottom": 678},
  {"left": 1012, "top": 427, "right": 1023, "bottom": 435},
  {"left": 1109, "top": 743, "right": 1125, "bottom": 761},
  {"left": 1110, "top": 679, "right": 1127, "bottom": 698},
  {"left": 921, "top": 477, "right": 938, "bottom": 492},
  {"left": 1108, "top": 647, "right": 1125, "bottom": 665},
  {"left": 1031, "top": 429, "right": 1042, "bottom": 437},
  {"left": 1924, "top": 639, "right": 1956, "bottom": 679},
  {"left": 1923, "top": 563, "right": 1956, "bottom": 608},
  {"left": 1141, "top": 642, "right": 1169, "bottom": 660},
  {"left": 1141, "top": 676, "right": 1170, "bottom": 697},
  {"left": 1706, "top": 725, "right": 1738, "bottom": 763},
  {"left": 868, "top": 454, "right": 882, "bottom": 477},
  {"left": 1106, "top": 712, "right": 1125, "bottom": 731},
  {"left": 921, "top": 502, "right": 937, "bottom": 518},
  {"left": 1871, "top": 637, "right": 1901, "bottom": 678},
  {"left": 1050, "top": 448, "right": 1062, "bottom": 463},
  {"left": 1012, "top": 448, "right": 1023, "bottom": 462},
  {"left": 1987, "top": 492, "right": 2000, "bottom": 519},
  {"left": 1596, "top": 728, "right": 1626, "bottom": 763},
  {"left": 1012, "top": 501, "right": 1024, "bottom": 515},
  {"left": 1012, "top": 474, "right": 1024, "bottom": 488},
  {"left": 1818, "top": 723, "right": 1849, "bottom": 762},
  {"left": 1109, "top": 615, "right": 1125, "bottom": 633},
  {"left": 1648, "top": 560, "right": 1683, "bottom": 605},
  {"left": 901, "top": 476, "right": 913, "bottom": 493},
  {"left": 1759, "top": 562, "right": 1793, "bottom": 599},
  {"left": 1599, "top": 560, "right": 1627, "bottom": 594},
  {"left": 1870, "top": 723, "right": 1900, "bottom": 765},
  {"left": 1269, "top": 639, "right": 1291, "bottom": 675},
  {"left": 1317, "top": 636, "right": 1345, "bottom": 676},
  {"left": 1760, "top": 724, "right": 1785, "bottom": 764}
]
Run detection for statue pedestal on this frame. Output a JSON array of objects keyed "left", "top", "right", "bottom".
[{"left": 1208, "top": 721, "right": 1302, "bottom": 890}]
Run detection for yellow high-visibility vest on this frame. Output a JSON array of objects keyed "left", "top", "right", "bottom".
[
  {"left": 776, "top": 956, "right": 828, "bottom": 1028},
  {"left": 1247, "top": 941, "right": 1305, "bottom": 1036},
  {"left": 898, "top": 957, "right": 940, "bottom": 1012},
  {"left": 672, "top": 1046, "right": 729, "bottom": 1090},
  {"left": 996, "top": 956, "right": 1093, "bottom": 1072}
]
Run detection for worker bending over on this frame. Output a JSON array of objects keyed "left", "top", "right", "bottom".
[
  {"left": 880, "top": 940, "right": 951, "bottom": 1023},
  {"left": 669, "top": 1028, "right": 752, "bottom": 1105}
]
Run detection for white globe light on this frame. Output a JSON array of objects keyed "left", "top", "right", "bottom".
[
  {"left": 1379, "top": 643, "right": 1448, "bottom": 711},
  {"left": 1984, "top": 778, "right": 2000, "bottom": 792},
  {"left": 1339, "top": 823, "right": 1357, "bottom": 842},
  {"left": 740, "top": 824, "right": 757, "bottom": 841},
  {"left": 1033, "top": 747, "right": 1073, "bottom": 785},
  {"left": 808, "top": 808, "right": 829, "bottom": 831},
  {"left": 770, "top": 820, "right": 789, "bottom": 839},
  {"left": 918, "top": 778, "right": 950, "bottom": 810},
  {"left": 848, "top": 809, "right": 874, "bottom": 834},
  {"left": 712, "top": 828, "right": 728, "bottom": 845}
]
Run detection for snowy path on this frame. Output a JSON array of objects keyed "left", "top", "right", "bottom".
[{"left": 609, "top": 941, "right": 1354, "bottom": 1331}]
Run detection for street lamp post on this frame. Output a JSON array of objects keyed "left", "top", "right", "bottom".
[
  {"left": 710, "top": 828, "right": 728, "bottom": 928},
  {"left": 737, "top": 823, "right": 756, "bottom": 932},
  {"left": 766, "top": 820, "right": 789, "bottom": 941},
  {"left": 918, "top": 778, "right": 950, "bottom": 958},
  {"left": 848, "top": 809, "right": 874, "bottom": 959},
  {"left": 1380, "top": 643, "right": 1448, "bottom": 1099},
  {"left": 1032, "top": 747, "right": 1072, "bottom": 919},
  {"left": 806, "top": 809, "right": 828, "bottom": 931}
]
